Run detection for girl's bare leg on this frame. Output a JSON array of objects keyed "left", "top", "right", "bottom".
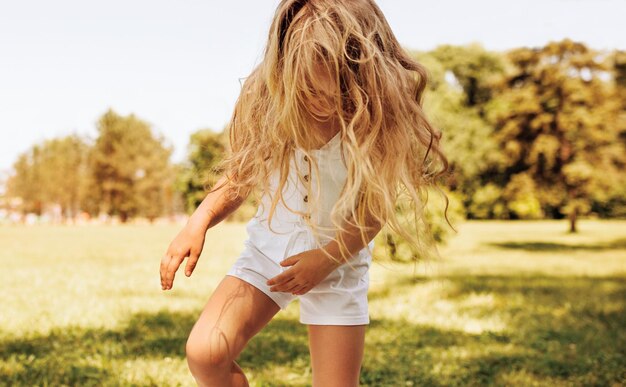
[
  {"left": 186, "top": 275, "right": 281, "bottom": 387},
  {"left": 307, "top": 324, "right": 367, "bottom": 387}
]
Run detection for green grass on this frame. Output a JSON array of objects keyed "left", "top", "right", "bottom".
[{"left": 1, "top": 220, "right": 624, "bottom": 386}]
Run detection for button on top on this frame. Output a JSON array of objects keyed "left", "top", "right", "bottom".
[
  {"left": 303, "top": 155, "right": 308, "bottom": 162},
  {"left": 303, "top": 195, "right": 308, "bottom": 202}
]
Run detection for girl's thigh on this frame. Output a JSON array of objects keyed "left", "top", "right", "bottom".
[
  {"left": 307, "top": 324, "right": 367, "bottom": 387},
  {"left": 186, "top": 275, "right": 281, "bottom": 366}
]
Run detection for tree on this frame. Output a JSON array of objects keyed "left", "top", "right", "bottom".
[
  {"left": 177, "top": 128, "right": 258, "bottom": 221},
  {"left": 176, "top": 128, "right": 227, "bottom": 214},
  {"left": 5, "top": 134, "right": 90, "bottom": 221},
  {"left": 89, "top": 108, "right": 174, "bottom": 222},
  {"left": 39, "top": 135, "right": 91, "bottom": 221},
  {"left": 6, "top": 148, "right": 45, "bottom": 216},
  {"left": 484, "top": 39, "right": 625, "bottom": 231},
  {"left": 414, "top": 45, "right": 503, "bottom": 218}
]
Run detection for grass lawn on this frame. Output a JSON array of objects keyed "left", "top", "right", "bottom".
[{"left": 0, "top": 219, "right": 624, "bottom": 386}]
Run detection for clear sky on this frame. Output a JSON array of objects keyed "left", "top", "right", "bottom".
[{"left": 0, "top": 0, "right": 624, "bottom": 172}]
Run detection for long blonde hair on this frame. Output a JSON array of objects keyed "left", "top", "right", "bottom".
[{"left": 211, "top": 0, "right": 452, "bottom": 266}]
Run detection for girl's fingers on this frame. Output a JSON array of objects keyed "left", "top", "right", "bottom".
[
  {"left": 297, "top": 282, "right": 313, "bottom": 295},
  {"left": 291, "top": 284, "right": 307, "bottom": 295},
  {"left": 160, "top": 254, "right": 171, "bottom": 288},
  {"left": 185, "top": 252, "right": 200, "bottom": 276},
  {"left": 271, "top": 276, "right": 297, "bottom": 292},
  {"left": 282, "top": 278, "right": 302, "bottom": 293},
  {"left": 165, "top": 255, "right": 183, "bottom": 289},
  {"left": 267, "top": 268, "right": 295, "bottom": 287}
]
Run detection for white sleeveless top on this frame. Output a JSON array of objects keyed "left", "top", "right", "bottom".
[{"left": 244, "top": 130, "right": 375, "bottom": 265}]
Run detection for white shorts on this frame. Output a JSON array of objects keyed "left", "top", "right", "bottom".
[{"left": 226, "top": 239, "right": 371, "bottom": 325}]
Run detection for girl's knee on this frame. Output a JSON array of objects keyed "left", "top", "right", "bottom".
[{"left": 186, "top": 324, "right": 237, "bottom": 370}]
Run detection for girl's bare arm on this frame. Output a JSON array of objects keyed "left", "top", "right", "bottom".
[
  {"left": 266, "top": 207, "right": 385, "bottom": 293},
  {"left": 187, "top": 173, "right": 251, "bottom": 232},
  {"left": 160, "top": 173, "right": 251, "bottom": 290},
  {"left": 321, "top": 208, "right": 385, "bottom": 267}
]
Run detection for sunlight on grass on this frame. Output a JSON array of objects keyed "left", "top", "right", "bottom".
[
  {"left": 115, "top": 358, "right": 195, "bottom": 386},
  {"left": 1, "top": 223, "right": 246, "bottom": 336},
  {"left": 369, "top": 277, "right": 508, "bottom": 334}
]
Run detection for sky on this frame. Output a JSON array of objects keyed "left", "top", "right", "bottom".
[{"left": 0, "top": 0, "right": 624, "bottom": 173}]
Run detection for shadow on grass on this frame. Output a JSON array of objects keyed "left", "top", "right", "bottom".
[
  {"left": 486, "top": 237, "right": 626, "bottom": 252},
  {"left": 367, "top": 273, "right": 625, "bottom": 386},
  {"left": 1, "top": 273, "right": 624, "bottom": 386},
  {"left": 0, "top": 310, "right": 309, "bottom": 386}
]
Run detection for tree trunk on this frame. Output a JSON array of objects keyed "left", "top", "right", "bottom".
[{"left": 569, "top": 208, "right": 577, "bottom": 233}]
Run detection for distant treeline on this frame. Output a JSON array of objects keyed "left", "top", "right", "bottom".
[{"left": 4, "top": 38, "right": 626, "bottom": 234}]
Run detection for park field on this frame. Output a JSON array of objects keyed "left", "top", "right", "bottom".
[{"left": 0, "top": 220, "right": 624, "bottom": 386}]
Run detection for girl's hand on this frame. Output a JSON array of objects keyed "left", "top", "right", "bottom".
[
  {"left": 266, "top": 249, "right": 341, "bottom": 295},
  {"left": 160, "top": 220, "right": 206, "bottom": 290}
]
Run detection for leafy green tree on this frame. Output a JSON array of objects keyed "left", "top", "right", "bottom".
[
  {"left": 592, "top": 49, "right": 626, "bottom": 218},
  {"left": 416, "top": 46, "right": 504, "bottom": 216},
  {"left": 39, "top": 135, "right": 91, "bottom": 220},
  {"left": 6, "top": 148, "right": 45, "bottom": 216},
  {"left": 89, "top": 108, "right": 174, "bottom": 222},
  {"left": 177, "top": 128, "right": 258, "bottom": 221},
  {"left": 176, "top": 128, "right": 226, "bottom": 214},
  {"left": 467, "top": 183, "right": 507, "bottom": 219},
  {"left": 429, "top": 42, "right": 505, "bottom": 108},
  {"left": 5, "top": 134, "right": 90, "bottom": 220},
  {"left": 484, "top": 39, "right": 625, "bottom": 231}
]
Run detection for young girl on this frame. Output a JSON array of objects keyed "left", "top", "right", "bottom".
[{"left": 160, "top": 0, "right": 449, "bottom": 385}]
